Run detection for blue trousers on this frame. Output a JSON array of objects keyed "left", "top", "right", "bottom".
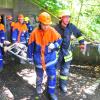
[
  {"left": 56, "top": 52, "right": 71, "bottom": 87},
  {"left": 36, "top": 64, "right": 56, "bottom": 94},
  {"left": 59, "top": 61, "right": 71, "bottom": 87}
]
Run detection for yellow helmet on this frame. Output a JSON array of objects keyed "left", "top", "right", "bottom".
[
  {"left": 38, "top": 12, "right": 52, "bottom": 25},
  {"left": 24, "top": 17, "right": 30, "bottom": 21},
  {"left": 59, "top": 10, "right": 71, "bottom": 18}
]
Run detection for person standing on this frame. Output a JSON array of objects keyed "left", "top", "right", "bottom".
[
  {"left": 12, "top": 14, "right": 29, "bottom": 64},
  {"left": 12, "top": 14, "right": 29, "bottom": 45},
  {"left": 24, "top": 17, "right": 33, "bottom": 36},
  {"left": 27, "top": 12, "right": 62, "bottom": 100},
  {"left": 55, "top": 10, "right": 85, "bottom": 93}
]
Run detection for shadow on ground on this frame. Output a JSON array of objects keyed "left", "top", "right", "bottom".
[{"left": 0, "top": 57, "right": 100, "bottom": 100}]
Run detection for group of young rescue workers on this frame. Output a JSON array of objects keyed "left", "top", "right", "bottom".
[{"left": 0, "top": 10, "right": 85, "bottom": 100}]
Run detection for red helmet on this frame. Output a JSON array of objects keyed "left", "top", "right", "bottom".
[{"left": 7, "top": 15, "right": 12, "bottom": 20}]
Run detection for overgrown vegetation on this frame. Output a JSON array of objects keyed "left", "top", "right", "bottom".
[{"left": 30, "top": 0, "right": 100, "bottom": 42}]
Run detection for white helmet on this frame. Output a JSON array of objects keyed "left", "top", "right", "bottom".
[{"left": 59, "top": 10, "right": 71, "bottom": 18}]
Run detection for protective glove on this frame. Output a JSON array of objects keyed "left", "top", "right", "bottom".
[
  {"left": 4, "top": 41, "right": 11, "bottom": 46},
  {"left": 48, "top": 43, "right": 55, "bottom": 52},
  {"left": 4, "top": 46, "right": 9, "bottom": 53},
  {"left": 79, "top": 44, "right": 85, "bottom": 49},
  {"left": 79, "top": 44, "right": 86, "bottom": 55}
]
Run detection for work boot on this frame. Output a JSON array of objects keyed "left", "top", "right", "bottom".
[
  {"left": 36, "top": 85, "right": 43, "bottom": 95},
  {"left": 59, "top": 85, "right": 67, "bottom": 93},
  {"left": 59, "top": 79, "right": 68, "bottom": 93},
  {"left": 48, "top": 93, "right": 58, "bottom": 100}
]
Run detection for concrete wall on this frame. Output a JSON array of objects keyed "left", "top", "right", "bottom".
[
  {"left": 0, "top": 0, "right": 13, "bottom": 9},
  {"left": 0, "top": 0, "right": 13, "bottom": 16},
  {"left": 0, "top": 0, "right": 40, "bottom": 19},
  {"left": 13, "top": 0, "right": 40, "bottom": 17},
  {"left": 13, "top": 0, "right": 58, "bottom": 24},
  {"left": 0, "top": 0, "right": 58, "bottom": 25},
  {"left": 72, "top": 43, "right": 100, "bottom": 65}
]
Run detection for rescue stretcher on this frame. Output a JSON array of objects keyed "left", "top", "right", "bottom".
[{"left": 6, "top": 43, "right": 27, "bottom": 61}]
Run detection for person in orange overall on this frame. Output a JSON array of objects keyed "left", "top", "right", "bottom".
[
  {"left": 12, "top": 14, "right": 29, "bottom": 64},
  {"left": 0, "top": 16, "right": 6, "bottom": 72},
  {"left": 12, "top": 14, "right": 29, "bottom": 45},
  {"left": 27, "top": 12, "right": 62, "bottom": 100}
]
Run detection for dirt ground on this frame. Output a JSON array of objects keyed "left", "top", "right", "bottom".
[{"left": 0, "top": 57, "right": 100, "bottom": 100}]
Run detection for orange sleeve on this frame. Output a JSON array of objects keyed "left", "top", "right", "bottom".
[
  {"left": 13, "top": 22, "right": 18, "bottom": 30},
  {"left": 23, "top": 24, "right": 28, "bottom": 31},
  {"left": 0, "top": 24, "right": 5, "bottom": 31}
]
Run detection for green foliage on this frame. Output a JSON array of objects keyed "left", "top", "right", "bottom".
[
  {"left": 77, "top": 0, "right": 100, "bottom": 42},
  {"left": 32, "top": 0, "right": 70, "bottom": 16},
  {"left": 31, "top": 0, "right": 100, "bottom": 42}
]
